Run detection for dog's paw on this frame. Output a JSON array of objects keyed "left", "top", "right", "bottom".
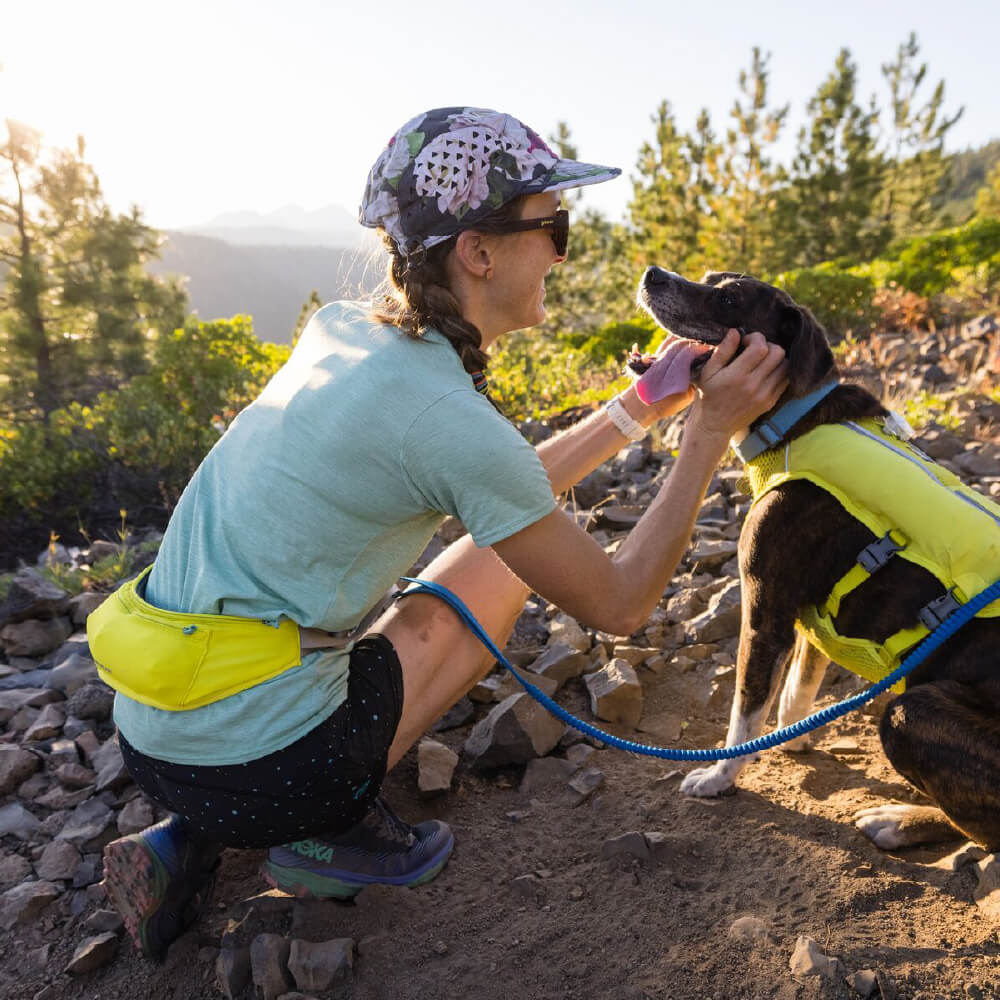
[
  {"left": 853, "top": 803, "right": 956, "bottom": 850},
  {"left": 779, "top": 733, "right": 815, "bottom": 754},
  {"left": 680, "top": 765, "right": 736, "bottom": 798}
]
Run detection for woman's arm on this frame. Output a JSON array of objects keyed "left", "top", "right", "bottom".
[{"left": 493, "top": 331, "right": 787, "bottom": 635}]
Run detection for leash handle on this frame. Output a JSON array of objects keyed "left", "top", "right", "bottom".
[{"left": 399, "top": 577, "right": 1000, "bottom": 761}]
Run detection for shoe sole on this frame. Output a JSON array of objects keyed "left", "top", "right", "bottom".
[
  {"left": 261, "top": 832, "right": 455, "bottom": 900},
  {"left": 102, "top": 836, "right": 172, "bottom": 962}
]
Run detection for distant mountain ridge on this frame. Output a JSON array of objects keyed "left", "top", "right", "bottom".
[
  {"left": 179, "top": 202, "right": 377, "bottom": 250},
  {"left": 150, "top": 230, "right": 384, "bottom": 345}
]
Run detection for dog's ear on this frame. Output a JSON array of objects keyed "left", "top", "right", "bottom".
[{"left": 778, "top": 304, "right": 835, "bottom": 396}]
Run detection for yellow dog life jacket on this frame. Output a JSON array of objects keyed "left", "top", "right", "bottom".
[
  {"left": 744, "top": 418, "right": 1000, "bottom": 690},
  {"left": 87, "top": 565, "right": 303, "bottom": 711}
]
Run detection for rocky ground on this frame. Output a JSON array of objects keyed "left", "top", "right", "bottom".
[{"left": 1, "top": 316, "right": 999, "bottom": 1000}]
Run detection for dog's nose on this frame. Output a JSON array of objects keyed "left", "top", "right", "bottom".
[{"left": 644, "top": 266, "right": 681, "bottom": 286}]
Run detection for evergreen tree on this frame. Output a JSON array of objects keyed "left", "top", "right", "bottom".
[
  {"left": 701, "top": 48, "right": 788, "bottom": 275},
  {"left": 974, "top": 161, "right": 1000, "bottom": 219},
  {"left": 775, "top": 48, "right": 884, "bottom": 268},
  {"left": 877, "top": 32, "right": 963, "bottom": 240},
  {"left": 0, "top": 120, "right": 186, "bottom": 421}
]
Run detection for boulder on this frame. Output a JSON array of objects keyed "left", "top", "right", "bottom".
[
  {"left": 464, "top": 693, "right": 565, "bottom": 769},
  {"left": 585, "top": 659, "right": 643, "bottom": 726}
]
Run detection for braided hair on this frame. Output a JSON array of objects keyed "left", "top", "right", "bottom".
[{"left": 370, "top": 197, "right": 524, "bottom": 395}]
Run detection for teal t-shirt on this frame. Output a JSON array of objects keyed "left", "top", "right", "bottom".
[{"left": 114, "top": 301, "right": 556, "bottom": 765}]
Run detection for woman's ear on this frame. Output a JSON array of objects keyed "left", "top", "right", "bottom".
[{"left": 453, "top": 230, "right": 494, "bottom": 280}]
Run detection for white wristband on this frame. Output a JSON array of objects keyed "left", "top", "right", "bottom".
[{"left": 604, "top": 396, "right": 647, "bottom": 442}]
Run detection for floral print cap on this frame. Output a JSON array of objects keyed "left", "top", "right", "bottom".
[{"left": 359, "top": 107, "right": 620, "bottom": 255}]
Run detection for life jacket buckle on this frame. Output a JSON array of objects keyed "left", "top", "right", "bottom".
[
  {"left": 857, "top": 531, "right": 905, "bottom": 573},
  {"left": 918, "top": 588, "right": 963, "bottom": 629}
]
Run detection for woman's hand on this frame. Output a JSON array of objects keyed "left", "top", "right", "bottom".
[{"left": 687, "top": 329, "right": 788, "bottom": 444}]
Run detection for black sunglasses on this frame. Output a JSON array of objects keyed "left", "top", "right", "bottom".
[{"left": 473, "top": 209, "right": 569, "bottom": 257}]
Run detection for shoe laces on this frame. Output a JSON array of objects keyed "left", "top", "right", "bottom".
[{"left": 368, "top": 797, "right": 416, "bottom": 847}]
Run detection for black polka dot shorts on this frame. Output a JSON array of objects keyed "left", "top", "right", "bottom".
[{"left": 118, "top": 634, "right": 405, "bottom": 849}]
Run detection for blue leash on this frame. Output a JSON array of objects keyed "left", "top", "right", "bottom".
[{"left": 400, "top": 576, "right": 1000, "bottom": 762}]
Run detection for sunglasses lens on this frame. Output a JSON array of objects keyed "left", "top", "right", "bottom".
[{"left": 552, "top": 211, "right": 569, "bottom": 256}]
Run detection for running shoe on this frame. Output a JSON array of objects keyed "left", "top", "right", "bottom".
[
  {"left": 102, "top": 815, "right": 221, "bottom": 962},
  {"left": 262, "top": 797, "right": 454, "bottom": 899}
]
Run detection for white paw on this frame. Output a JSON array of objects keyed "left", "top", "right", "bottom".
[
  {"left": 780, "top": 733, "right": 815, "bottom": 754},
  {"left": 854, "top": 804, "right": 910, "bottom": 850},
  {"left": 680, "top": 764, "right": 736, "bottom": 798}
]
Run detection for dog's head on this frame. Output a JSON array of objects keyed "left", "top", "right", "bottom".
[{"left": 636, "top": 267, "right": 836, "bottom": 398}]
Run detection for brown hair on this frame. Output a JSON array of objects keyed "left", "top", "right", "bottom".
[{"left": 370, "top": 197, "right": 524, "bottom": 384}]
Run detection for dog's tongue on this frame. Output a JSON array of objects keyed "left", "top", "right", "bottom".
[{"left": 636, "top": 339, "right": 715, "bottom": 404}]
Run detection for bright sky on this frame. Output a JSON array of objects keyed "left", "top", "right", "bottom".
[{"left": 4, "top": 0, "right": 997, "bottom": 231}]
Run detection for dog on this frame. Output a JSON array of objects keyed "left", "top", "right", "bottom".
[{"left": 636, "top": 266, "right": 1000, "bottom": 852}]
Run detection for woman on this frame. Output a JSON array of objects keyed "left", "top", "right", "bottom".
[{"left": 97, "top": 107, "right": 787, "bottom": 961}]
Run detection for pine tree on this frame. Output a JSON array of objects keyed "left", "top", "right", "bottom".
[
  {"left": 974, "top": 161, "right": 1000, "bottom": 219},
  {"left": 877, "top": 32, "right": 963, "bottom": 241},
  {"left": 775, "top": 48, "right": 885, "bottom": 268},
  {"left": 0, "top": 121, "right": 186, "bottom": 421}
]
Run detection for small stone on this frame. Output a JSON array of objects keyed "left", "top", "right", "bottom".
[
  {"left": 0, "top": 745, "right": 42, "bottom": 795},
  {"left": 937, "top": 842, "right": 988, "bottom": 871},
  {"left": 464, "top": 693, "right": 565, "bottom": 769},
  {"left": 728, "top": 915, "right": 768, "bottom": 942},
  {"left": 23, "top": 704, "right": 65, "bottom": 742},
  {"left": 0, "top": 852, "right": 33, "bottom": 888},
  {"left": 56, "top": 797, "right": 114, "bottom": 850},
  {"left": 1, "top": 617, "right": 73, "bottom": 657},
  {"left": 827, "top": 737, "right": 862, "bottom": 755},
  {"left": 846, "top": 969, "right": 879, "bottom": 998},
  {"left": 35, "top": 840, "right": 82, "bottom": 881},
  {"left": 417, "top": 738, "right": 458, "bottom": 797},
  {"left": 973, "top": 854, "right": 1000, "bottom": 921},
  {"left": 585, "top": 659, "right": 643, "bottom": 726},
  {"left": 509, "top": 874, "right": 542, "bottom": 902},
  {"left": 0, "top": 802, "right": 41, "bottom": 840},
  {"left": 217, "top": 946, "right": 253, "bottom": 1000},
  {"left": 65, "top": 932, "right": 118, "bottom": 975},
  {"left": 600, "top": 831, "right": 649, "bottom": 863},
  {"left": 431, "top": 695, "right": 475, "bottom": 732},
  {"left": 67, "top": 681, "right": 114, "bottom": 722},
  {"left": 67, "top": 592, "right": 107, "bottom": 626},
  {"left": 789, "top": 935, "right": 843, "bottom": 979},
  {"left": 0, "top": 880, "right": 61, "bottom": 930},
  {"left": 251, "top": 933, "right": 294, "bottom": 1000},
  {"left": 54, "top": 763, "right": 96, "bottom": 789},
  {"left": 564, "top": 744, "right": 595, "bottom": 767},
  {"left": 547, "top": 615, "right": 590, "bottom": 653},
  {"left": 82, "top": 908, "right": 124, "bottom": 933},
  {"left": 567, "top": 767, "right": 604, "bottom": 803},
  {"left": 287, "top": 937, "right": 353, "bottom": 993},
  {"left": 47, "top": 653, "right": 96, "bottom": 696},
  {"left": 117, "top": 796, "right": 155, "bottom": 835},
  {"left": 432, "top": 940, "right": 448, "bottom": 956},
  {"left": 526, "top": 642, "right": 589, "bottom": 688}
]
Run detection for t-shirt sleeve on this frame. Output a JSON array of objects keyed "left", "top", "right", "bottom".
[{"left": 399, "top": 390, "right": 557, "bottom": 547}]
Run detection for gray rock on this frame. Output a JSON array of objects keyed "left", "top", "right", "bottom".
[
  {"left": 67, "top": 592, "right": 107, "bottom": 626},
  {"left": 519, "top": 756, "right": 577, "bottom": 795},
  {"left": 33, "top": 783, "right": 91, "bottom": 812},
  {"left": 72, "top": 855, "right": 102, "bottom": 888},
  {"left": 0, "top": 802, "right": 41, "bottom": 840},
  {"left": 527, "top": 641, "right": 588, "bottom": 688},
  {"left": 23, "top": 704, "right": 65, "bottom": 742},
  {"left": 56, "top": 798, "right": 114, "bottom": 850},
  {"left": 416, "top": 738, "right": 458, "bottom": 797},
  {"left": 82, "top": 908, "right": 124, "bottom": 933},
  {"left": 35, "top": 840, "right": 82, "bottom": 881},
  {"left": 567, "top": 767, "right": 605, "bottom": 803},
  {"left": 585, "top": 659, "right": 643, "bottom": 726},
  {"left": 663, "top": 588, "right": 707, "bottom": 624},
  {"left": 251, "top": 933, "right": 294, "bottom": 1000},
  {"left": 217, "top": 947, "right": 253, "bottom": 1000},
  {"left": 685, "top": 579, "right": 742, "bottom": 644},
  {"left": 67, "top": 681, "right": 114, "bottom": 722},
  {"left": 728, "top": 915, "right": 769, "bottom": 942},
  {"left": 288, "top": 937, "right": 354, "bottom": 993},
  {"left": 0, "top": 668, "right": 51, "bottom": 690},
  {"left": 0, "top": 880, "right": 61, "bottom": 930},
  {"left": 0, "top": 745, "right": 42, "bottom": 795},
  {"left": 600, "top": 831, "right": 649, "bottom": 862},
  {"left": 954, "top": 444, "right": 1000, "bottom": 478},
  {"left": 789, "top": 935, "right": 843, "bottom": 979},
  {"left": 0, "top": 570, "right": 70, "bottom": 627},
  {"left": 47, "top": 653, "right": 96, "bottom": 696},
  {"left": 688, "top": 538, "right": 739, "bottom": 573},
  {"left": 464, "top": 692, "right": 565, "bottom": 769},
  {"left": 117, "top": 796, "right": 154, "bottom": 835},
  {"left": 432, "top": 695, "right": 475, "bottom": 732},
  {"left": 1, "top": 617, "right": 73, "bottom": 657},
  {"left": 64, "top": 932, "right": 118, "bottom": 975},
  {"left": 846, "top": 969, "right": 879, "bottom": 998},
  {"left": 54, "top": 763, "right": 96, "bottom": 789},
  {"left": 0, "top": 852, "right": 33, "bottom": 888},
  {"left": 547, "top": 614, "right": 590, "bottom": 653},
  {"left": 0, "top": 688, "right": 62, "bottom": 725}
]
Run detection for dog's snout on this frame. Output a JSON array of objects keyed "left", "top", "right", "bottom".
[{"left": 644, "top": 266, "right": 681, "bottom": 286}]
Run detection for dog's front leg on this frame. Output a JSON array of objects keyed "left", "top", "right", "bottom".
[
  {"left": 776, "top": 632, "right": 830, "bottom": 752},
  {"left": 680, "top": 631, "right": 795, "bottom": 798}
]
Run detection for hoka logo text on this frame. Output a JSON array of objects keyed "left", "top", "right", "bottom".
[{"left": 290, "top": 840, "right": 334, "bottom": 863}]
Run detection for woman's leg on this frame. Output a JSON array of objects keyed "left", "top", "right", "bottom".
[{"left": 373, "top": 533, "right": 530, "bottom": 771}]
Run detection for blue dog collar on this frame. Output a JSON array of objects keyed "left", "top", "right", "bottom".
[{"left": 733, "top": 380, "right": 840, "bottom": 463}]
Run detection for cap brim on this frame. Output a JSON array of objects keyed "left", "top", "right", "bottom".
[{"left": 525, "top": 158, "right": 621, "bottom": 195}]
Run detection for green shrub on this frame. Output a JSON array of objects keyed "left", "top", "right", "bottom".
[
  {"left": 773, "top": 264, "right": 876, "bottom": 338},
  {"left": 562, "top": 316, "right": 661, "bottom": 364}
]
